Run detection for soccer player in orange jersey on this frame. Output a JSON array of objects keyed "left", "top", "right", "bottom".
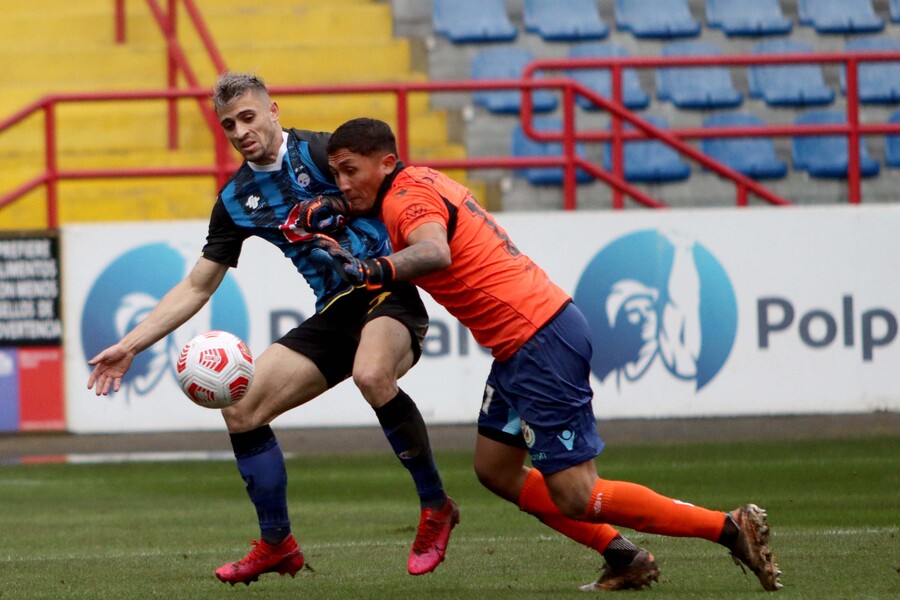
[{"left": 306, "top": 117, "right": 782, "bottom": 592}]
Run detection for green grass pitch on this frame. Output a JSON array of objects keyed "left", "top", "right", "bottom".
[{"left": 0, "top": 435, "right": 896, "bottom": 599}]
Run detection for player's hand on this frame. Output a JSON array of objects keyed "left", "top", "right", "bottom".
[
  {"left": 296, "top": 195, "right": 350, "bottom": 234},
  {"left": 309, "top": 234, "right": 394, "bottom": 290},
  {"left": 87, "top": 343, "right": 136, "bottom": 396}
]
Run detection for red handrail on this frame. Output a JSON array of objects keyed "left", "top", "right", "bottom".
[
  {"left": 524, "top": 50, "right": 900, "bottom": 208},
  {"left": 115, "top": 0, "right": 233, "bottom": 185},
  {"left": 4, "top": 51, "right": 900, "bottom": 226}
]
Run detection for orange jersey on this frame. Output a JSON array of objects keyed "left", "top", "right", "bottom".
[{"left": 380, "top": 166, "right": 570, "bottom": 360}]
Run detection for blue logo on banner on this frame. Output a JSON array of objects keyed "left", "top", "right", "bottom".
[
  {"left": 81, "top": 243, "right": 249, "bottom": 399},
  {"left": 573, "top": 230, "right": 737, "bottom": 391}
]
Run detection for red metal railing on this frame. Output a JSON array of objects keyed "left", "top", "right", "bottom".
[
  {"left": 114, "top": 0, "right": 234, "bottom": 177},
  {"left": 524, "top": 50, "right": 900, "bottom": 209},
  {"left": 2, "top": 1, "right": 900, "bottom": 226}
]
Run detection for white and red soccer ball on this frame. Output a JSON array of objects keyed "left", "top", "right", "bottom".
[{"left": 175, "top": 330, "right": 254, "bottom": 409}]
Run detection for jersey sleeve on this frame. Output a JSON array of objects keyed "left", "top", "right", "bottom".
[
  {"left": 201, "top": 198, "right": 249, "bottom": 267},
  {"left": 383, "top": 180, "right": 450, "bottom": 248}
]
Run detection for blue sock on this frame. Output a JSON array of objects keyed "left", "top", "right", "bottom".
[
  {"left": 375, "top": 389, "right": 446, "bottom": 510},
  {"left": 230, "top": 425, "right": 291, "bottom": 544}
]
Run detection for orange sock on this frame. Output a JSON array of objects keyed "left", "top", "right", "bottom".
[
  {"left": 585, "top": 478, "right": 725, "bottom": 541},
  {"left": 518, "top": 468, "right": 620, "bottom": 552}
]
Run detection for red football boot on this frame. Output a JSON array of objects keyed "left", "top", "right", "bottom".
[
  {"left": 408, "top": 496, "right": 460, "bottom": 575},
  {"left": 215, "top": 534, "right": 305, "bottom": 586}
]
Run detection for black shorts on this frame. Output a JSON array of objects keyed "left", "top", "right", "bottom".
[{"left": 275, "top": 282, "right": 429, "bottom": 388}]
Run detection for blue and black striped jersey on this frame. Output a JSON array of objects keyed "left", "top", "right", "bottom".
[{"left": 201, "top": 128, "right": 391, "bottom": 312}]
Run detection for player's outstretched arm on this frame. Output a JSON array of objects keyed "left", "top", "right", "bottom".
[
  {"left": 310, "top": 223, "right": 449, "bottom": 289},
  {"left": 86, "top": 257, "right": 229, "bottom": 396}
]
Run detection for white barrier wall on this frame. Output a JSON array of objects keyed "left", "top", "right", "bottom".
[{"left": 63, "top": 205, "right": 900, "bottom": 433}]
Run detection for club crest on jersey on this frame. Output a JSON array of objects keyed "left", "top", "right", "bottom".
[{"left": 296, "top": 172, "right": 311, "bottom": 187}]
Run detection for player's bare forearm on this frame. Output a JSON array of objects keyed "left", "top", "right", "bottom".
[
  {"left": 389, "top": 238, "right": 451, "bottom": 281},
  {"left": 391, "top": 222, "right": 451, "bottom": 281}
]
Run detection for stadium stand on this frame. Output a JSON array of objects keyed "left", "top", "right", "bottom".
[
  {"left": 614, "top": 0, "right": 701, "bottom": 39},
  {"left": 432, "top": 0, "right": 517, "bottom": 43},
  {"left": 700, "top": 113, "right": 788, "bottom": 179},
  {"left": 892, "top": 0, "right": 900, "bottom": 23},
  {"left": 471, "top": 47, "right": 558, "bottom": 114},
  {"left": 523, "top": 0, "right": 608, "bottom": 42},
  {"left": 706, "top": 0, "right": 792, "bottom": 37},
  {"left": 748, "top": 39, "right": 835, "bottom": 106},
  {"left": 656, "top": 41, "right": 743, "bottom": 109},
  {"left": 886, "top": 111, "right": 900, "bottom": 167},
  {"left": 840, "top": 37, "right": 900, "bottom": 104},
  {"left": 798, "top": 0, "right": 884, "bottom": 34},
  {"left": 0, "top": 0, "right": 465, "bottom": 227},
  {"left": 792, "top": 111, "right": 881, "bottom": 178},
  {"left": 511, "top": 117, "right": 593, "bottom": 186},
  {"left": 602, "top": 116, "right": 692, "bottom": 183},
  {"left": 566, "top": 44, "right": 650, "bottom": 110}
]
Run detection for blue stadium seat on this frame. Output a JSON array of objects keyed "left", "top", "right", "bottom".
[
  {"left": 840, "top": 37, "right": 900, "bottom": 104},
  {"left": 524, "top": 0, "right": 609, "bottom": 42},
  {"left": 602, "top": 116, "right": 691, "bottom": 183},
  {"left": 511, "top": 118, "right": 594, "bottom": 186},
  {"left": 792, "top": 111, "right": 880, "bottom": 178},
  {"left": 886, "top": 111, "right": 900, "bottom": 167},
  {"left": 707, "top": 0, "right": 792, "bottom": 36},
  {"left": 657, "top": 42, "right": 743, "bottom": 109},
  {"left": 798, "top": 0, "right": 884, "bottom": 34},
  {"left": 748, "top": 39, "right": 835, "bottom": 106},
  {"left": 615, "top": 0, "right": 701, "bottom": 39},
  {"left": 432, "top": 0, "right": 517, "bottom": 43},
  {"left": 566, "top": 44, "right": 650, "bottom": 110},
  {"left": 892, "top": 0, "right": 900, "bottom": 23},
  {"left": 471, "top": 48, "right": 558, "bottom": 114},
  {"left": 701, "top": 113, "right": 788, "bottom": 179}
]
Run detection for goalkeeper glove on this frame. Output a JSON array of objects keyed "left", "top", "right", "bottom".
[
  {"left": 296, "top": 195, "right": 350, "bottom": 234},
  {"left": 309, "top": 234, "right": 395, "bottom": 290}
]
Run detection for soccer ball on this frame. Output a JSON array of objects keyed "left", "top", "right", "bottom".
[{"left": 175, "top": 330, "right": 254, "bottom": 409}]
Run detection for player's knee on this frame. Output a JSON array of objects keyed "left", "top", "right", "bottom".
[
  {"left": 222, "top": 401, "right": 267, "bottom": 433},
  {"left": 351, "top": 366, "right": 396, "bottom": 405},
  {"left": 473, "top": 461, "right": 518, "bottom": 503}
]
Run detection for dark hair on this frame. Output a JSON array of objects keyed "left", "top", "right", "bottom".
[
  {"left": 212, "top": 71, "right": 269, "bottom": 112},
  {"left": 328, "top": 118, "right": 399, "bottom": 157}
]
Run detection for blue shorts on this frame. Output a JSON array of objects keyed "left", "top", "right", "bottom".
[{"left": 478, "top": 302, "right": 604, "bottom": 474}]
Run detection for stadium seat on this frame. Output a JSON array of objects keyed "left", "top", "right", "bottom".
[
  {"left": 566, "top": 44, "right": 650, "bottom": 110},
  {"left": 471, "top": 47, "right": 558, "bottom": 114},
  {"left": 511, "top": 118, "right": 594, "bottom": 186},
  {"left": 700, "top": 113, "right": 788, "bottom": 179},
  {"left": 707, "top": 0, "right": 792, "bottom": 36},
  {"left": 523, "top": 0, "right": 609, "bottom": 42},
  {"left": 432, "top": 0, "right": 517, "bottom": 43},
  {"left": 614, "top": 0, "right": 701, "bottom": 39},
  {"left": 798, "top": 0, "right": 884, "bottom": 34},
  {"left": 657, "top": 42, "right": 743, "bottom": 109},
  {"left": 748, "top": 39, "right": 835, "bottom": 106},
  {"left": 792, "top": 111, "right": 880, "bottom": 178},
  {"left": 840, "top": 37, "right": 900, "bottom": 104},
  {"left": 886, "top": 111, "right": 900, "bottom": 167},
  {"left": 602, "top": 116, "right": 692, "bottom": 183}
]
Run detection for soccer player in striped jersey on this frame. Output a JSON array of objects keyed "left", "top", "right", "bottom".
[
  {"left": 87, "top": 74, "right": 457, "bottom": 585},
  {"left": 309, "top": 117, "right": 782, "bottom": 592}
]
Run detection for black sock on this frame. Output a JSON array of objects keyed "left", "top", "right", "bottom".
[
  {"left": 602, "top": 535, "right": 641, "bottom": 569},
  {"left": 717, "top": 513, "right": 739, "bottom": 549},
  {"left": 374, "top": 389, "right": 446, "bottom": 510}
]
